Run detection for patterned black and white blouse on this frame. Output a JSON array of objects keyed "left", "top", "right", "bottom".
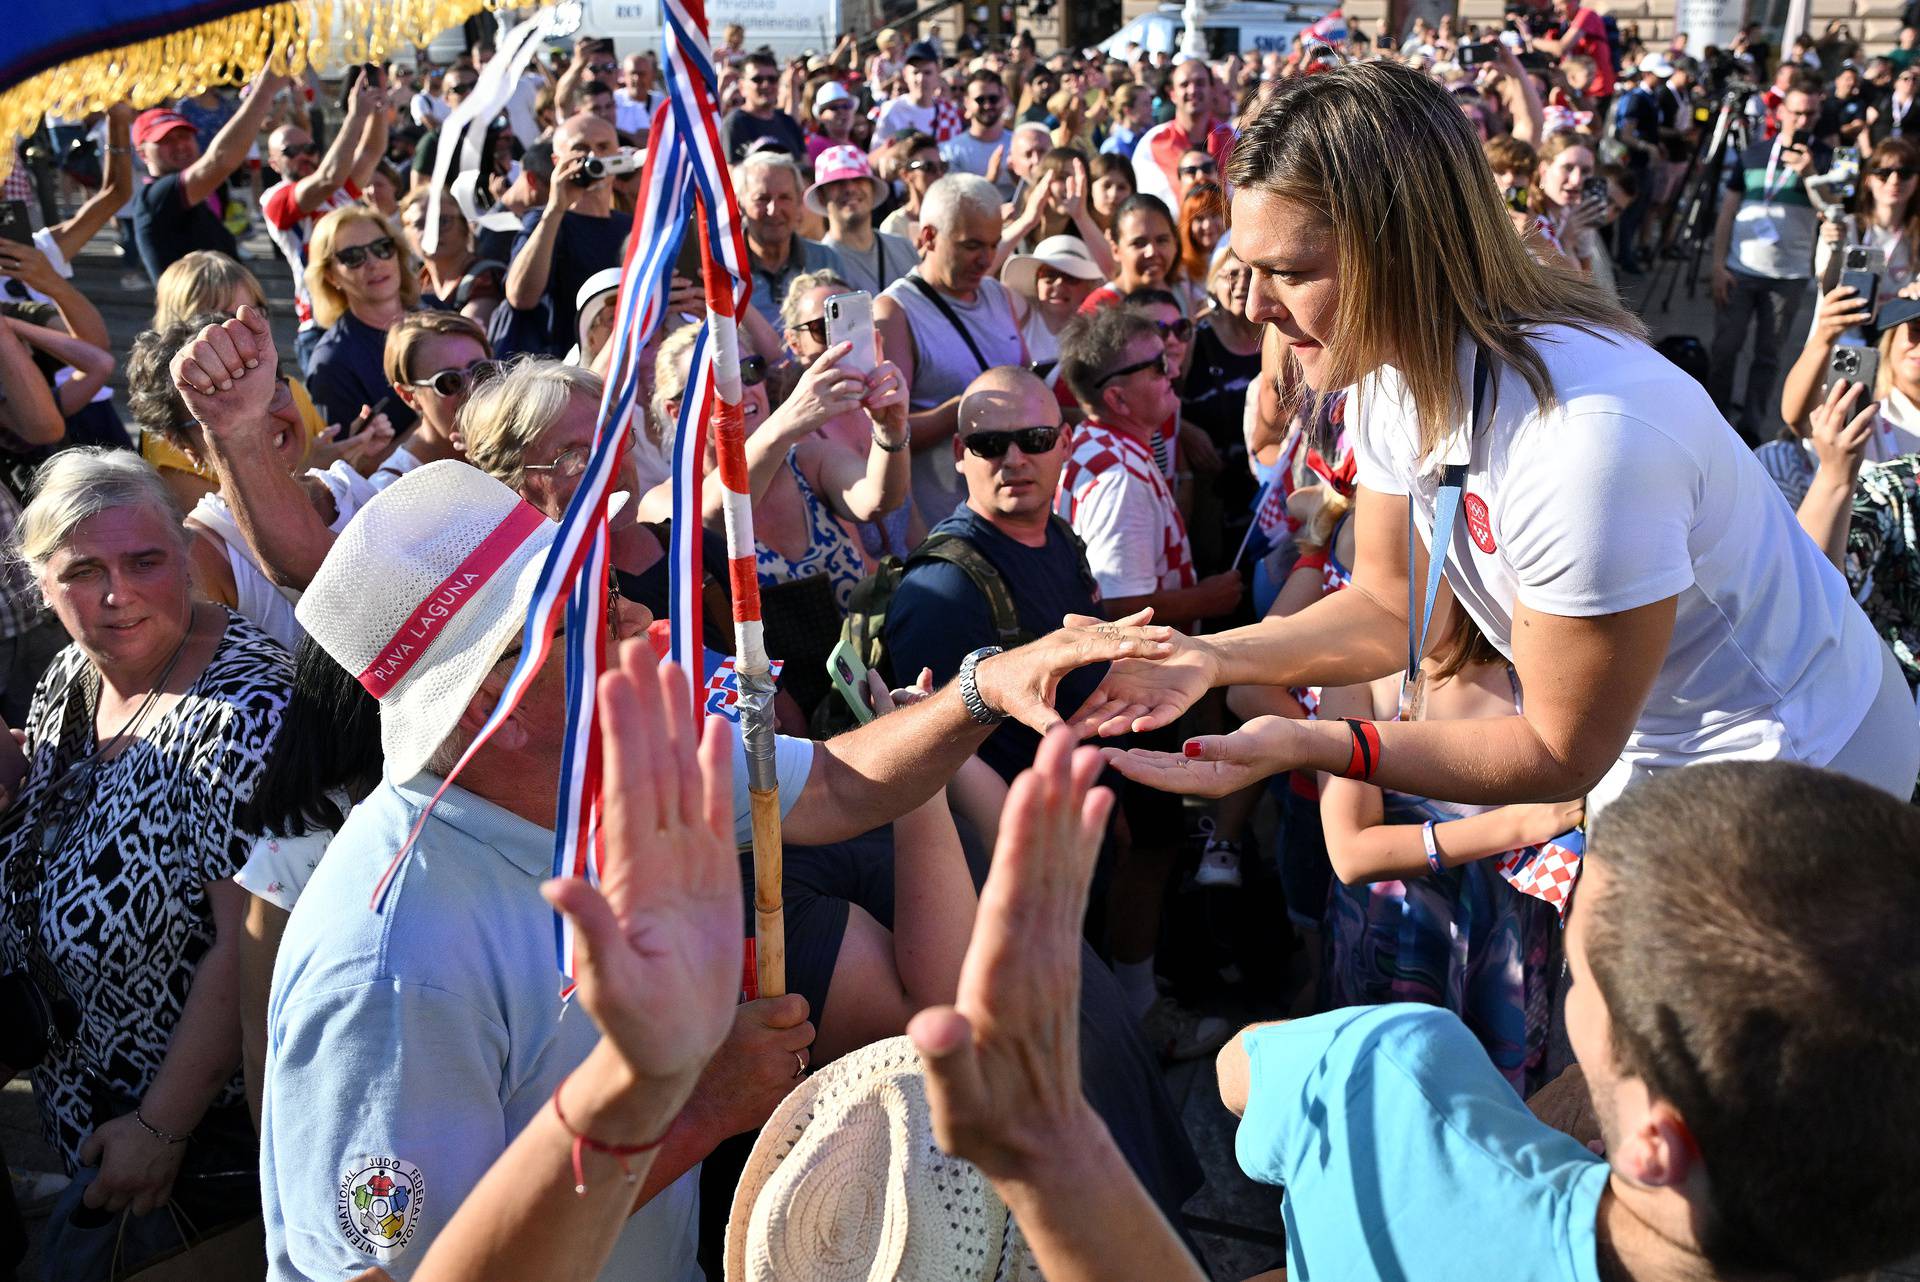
[{"left": 0, "top": 611, "right": 288, "bottom": 1171}]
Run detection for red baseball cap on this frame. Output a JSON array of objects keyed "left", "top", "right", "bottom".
[{"left": 132, "top": 109, "right": 195, "bottom": 147}]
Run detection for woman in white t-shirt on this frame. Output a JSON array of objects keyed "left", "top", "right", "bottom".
[{"left": 1079, "top": 61, "right": 1919, "bottom": 811}]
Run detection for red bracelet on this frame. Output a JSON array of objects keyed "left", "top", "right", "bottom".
[
  {"left": 1341, "top": 718, "right": 1383, "bottom": 781},
  {"left": 551, "top": 1075, "right": 670, "bottom": 1197}
]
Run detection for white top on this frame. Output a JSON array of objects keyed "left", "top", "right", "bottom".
[
  {"left": 1350, "top": 326, "right": 1888, "bottom": 804},
  {"left": 872, "top": 98, "right": 939, "bottom": 147}
]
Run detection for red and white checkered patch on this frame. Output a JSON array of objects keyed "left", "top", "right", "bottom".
[
  {"left": 704, "top": 657, "right": 786, "bottom": 721},
  {"left": 1494, "top": 831, "right": 1584, "bottom": 919}
]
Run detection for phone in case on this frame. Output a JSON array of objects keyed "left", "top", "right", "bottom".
[
  {"left": 0, "top": 200, "right": 32, "bottom": 246},
  {"left": 825, "top": 290, "right": 877, "bottom": 377},
  {"left": 1825, "top": 344, "right": 1880, "bottom": 399},
  {"left": 1840, "top": 244, "right": 1887, "bottom": 312},
  {"left": 827, "top": 637, "right": 875, "bottom": 725}
]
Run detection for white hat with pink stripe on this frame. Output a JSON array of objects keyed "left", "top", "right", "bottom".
[{"left": 296, "top": 459, "right": 558, "bottom": 782}]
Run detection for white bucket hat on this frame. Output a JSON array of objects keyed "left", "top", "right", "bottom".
[
  {"left": 1001, "top": 233, "right": 1107, "bottom": 299},
  {"left": 576, "top": 266, "right": 625, "bottom": 350},
  {"left": 295, "top": 459, "right": 558, "bottom": 783},
  {"left": 724, "top": 1037, "right": 1041, "bottom": 1282}
]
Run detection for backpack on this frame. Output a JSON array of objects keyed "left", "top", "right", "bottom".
[{"left": 810, "top": 516, "right": 1095, "bottom": 737}]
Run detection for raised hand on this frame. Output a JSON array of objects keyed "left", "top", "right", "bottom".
[
  {"left": 769, "top": 340, "right": 867, "bottom": 438},
  {"left": 1100, "top": 714, "right": 1302, "bottom": 798},
  {"left": 541, "top": 645, "right": 742, "bottom": 1090},
  {"left": 909, "top": 729, "right": 1112, "bottom": 1180},
  {"left": 1808, "top": 377, "right": 1877, "bottom": 484},
  {"left": 170, "top": 306, "right": 279, "bottom": 439}
]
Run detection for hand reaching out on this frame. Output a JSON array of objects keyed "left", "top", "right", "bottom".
[
  {"left": 909, "top": 729, "right": 1113, "bottom": 1180},
  {"left": 541, "top": 645, "right": 742, "bottom": 1091}
]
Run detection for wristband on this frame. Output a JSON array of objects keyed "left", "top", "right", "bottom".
[
  {"left": 872, "top": 420, "right": 910, "bottom": 453},
  {"left": 1421, "top": 819, "right": 1443, "bottom": 875},
  {"left": 1340, "top": 718, "right": 1382, "bottom": 781},
  {"left": 134, "top": 1107, "right": 190, "bottom": 1145},
  {"left": 552, "top": 1075, "right": 670, "bottom": 1197}
]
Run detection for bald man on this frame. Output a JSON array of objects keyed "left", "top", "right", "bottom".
[
  {"left": 264, "top": 74, "right": 389, "bottom": 372},
  {"left": 883, "top": 365, "right": 1101, "bottom": 784},
  {"left": 504, "top": 112, "right": 634, "bottom": 356}
]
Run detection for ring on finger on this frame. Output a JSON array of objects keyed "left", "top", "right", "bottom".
[{"left": 791, "top": 1050, "right": 807, "bottom": 1078}]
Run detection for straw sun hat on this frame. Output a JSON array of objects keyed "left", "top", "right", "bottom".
[
  {"left": 725, "top": 1036, "right": 1042, "bottom": 1282},
  {"left": 295, "top": 459, "right": 558, "bottom": 782}
]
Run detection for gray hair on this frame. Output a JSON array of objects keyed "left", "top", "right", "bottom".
[
  {"left": 778, "top": 269, "right": 854, "bottom": 331},
  {"left": 921, "top": 173, "right": 1004, "bottom": 235},
  {"left": 732, "top": 151, "right": 805, "bottom": 197},
  {"left": 1011, "top": 120, "right": 1052, "bottom": 145},
  {"left": 458, "top": 358, "right": 604, "bottom": 491},
  {"left": 14, "top": 448, "right": 187, "bottom": 583}
]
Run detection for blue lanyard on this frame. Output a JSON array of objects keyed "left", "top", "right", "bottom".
[{"left": 1404, "top": 350, "right": 1490, "bottom": 701}]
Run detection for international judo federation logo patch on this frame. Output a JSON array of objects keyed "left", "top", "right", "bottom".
[{"left": 338, "top": 1155, "right": 424, "bottom": 1258}]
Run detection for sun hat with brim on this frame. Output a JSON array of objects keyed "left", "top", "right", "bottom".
[
  {"left": 724, "top": 1036, "right": 1041, "bottom": 1282},
  {"left": 804, "top": 145, "right": 889, "bottom": 215},
  {"left": 576, "top": 266, "right": 625, "bottom": 348},
  {"left": 1001, "top": 234, "right": 1107, "bottom": 299},
  {"left": 132, "top": 109, "right": 195, "bottom": 147},
  {"left": 294, "top": 460, "right": 558, "bottom": 784}
]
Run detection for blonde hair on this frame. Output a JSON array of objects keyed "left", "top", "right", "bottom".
[
  {"left": 383, "top": 311, "right": 490, "bottom": 390},
  {"left": 649, "top": 323, "right": 703, "bottom": 446},
  {"left": 154, "top": 251, "right": 266, "bottom": 331},
  {"left": 778, "top": 269, "right": 853, "bottom": 331},
  {"left": 305, "top": 205, "right": 420, "bottom": 330},
  {"left": 458, "top": 358, "right": 603, "bottom": 491},
  {"left": 1227, "top": 62, "right": 1641, "bottom": 461},
  {"left": 14, "top": 448, "right": 186, "bottom": 583}
]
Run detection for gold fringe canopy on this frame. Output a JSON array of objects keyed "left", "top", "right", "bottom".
[{"left": 0, "top": 0, "right": 499, "bottom": 177}]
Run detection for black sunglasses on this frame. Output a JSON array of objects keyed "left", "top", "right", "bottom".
[
  {"left": 283, "top": 142, "right": 320, "bottom": 159},
  {"left": 970, "top": 95, "right": 1004, "bottom": 107},
  {"left": 333, "top": 236, "right": 398, "bottom": 269},
  {"left": 750, "top": 73, "right": 780, "bottom": 85},
  {"left": 405, "top": 359, "right": 495, "bottom": 398},
  {"left": 447, "top": 80, "right": 478, "bottom": 94},
  {"left": 740, "top": 353, "right": 767, "bottom": 386},
  {"left": 1873, "top": 165, "right": 1920, "bottom": 180},
  {"left": 961, "top": 424, "right": 1062, "bottom": 458},
  {"left": 1150, "top": 317, "right": 1193, "bottom": 343},
  {"left": 1095, "top": 350, "right": 1171, "bottom": 389},
  {"left": 1178, "top": 159, "right": 1218, "bottom": 177},
  {"left": 789, "top": 316, "right": 829, "bottom": 344}
]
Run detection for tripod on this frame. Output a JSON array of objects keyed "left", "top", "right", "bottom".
[{"left": 1646, "top": 87, "right": 1754, "bottom": 313}]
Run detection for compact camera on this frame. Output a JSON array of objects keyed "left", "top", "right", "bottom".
[{"left": 574, "top": 149, "right": 644, "bottom": 183}]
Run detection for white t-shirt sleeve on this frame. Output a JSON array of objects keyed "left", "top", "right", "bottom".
[
  {"left": 309, "top": 459, "right": 380, "bottom": 531},
  {"left": 730, "top": 727, "right": 815, "bottom": 848},
  {"left": 1499, "top": 413, "right": 1698, "bottom": 617},
  {"left": 235, "top": 829, "right": 330, "bottom": 911},
  {"left": 1348, "top": 382, "right": 1410, "bottom": 496},
  {"left": 1073, "top": 477, "right": 1167, "bottom": 598}
]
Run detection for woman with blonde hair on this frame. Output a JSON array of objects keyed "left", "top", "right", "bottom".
[
  {"left": 303, "top": 204, "right": 422, "bottom": 435},
  {"left": 1086, "top": 59, "right": 1919, "bottom": 814}
]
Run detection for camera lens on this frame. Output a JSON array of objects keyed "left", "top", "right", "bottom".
[{"left": 1837, "top": 351, "right": 1859, "bottom": 374}]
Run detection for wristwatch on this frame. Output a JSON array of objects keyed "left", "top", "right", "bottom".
[{"left": 957, "top": 646, "right": 1006, "bottom": 725}]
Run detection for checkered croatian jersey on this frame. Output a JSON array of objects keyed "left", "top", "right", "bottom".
[
  {"left": 1055, "top": 421, "right": 1195, "bottom": 596},
  {"left": 262, "top": 178, "right": 361, "bottom": 329}
]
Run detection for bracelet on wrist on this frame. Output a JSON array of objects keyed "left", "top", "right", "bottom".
[
  {"left": 1339, "top": 718, "right": 1382, "bottom": 781},
  {"left": 1421, "top": 819, "right": 1444, "bottom": 875},
  {"left": 134, "top": 1107, "right": 191, "bottom": 1145},
  {"left": 551, "top": 1073, "right": 670, "bottom": 1197},
  {"left": 872, "top": 420, "right": 909, "bottom": 453}
]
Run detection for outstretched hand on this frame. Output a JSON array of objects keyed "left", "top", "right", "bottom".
[
  {"left": 542, "top": 644, "right": 742, "bottom": 1090},
  {"left": 909, "top": 729, "right": 1113, "bottom": 1181},
  {"left": 1066, "top": 622, "right": 1218, "bottom": 737},
  {"left": 977, "top": 610, "right": 1177, "bottom": 734},
  {"left": 1100, "top": 714, "right": 1304, "bottom": 798}
]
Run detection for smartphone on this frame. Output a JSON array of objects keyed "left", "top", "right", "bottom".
[
  {"left": 824, "top": 290, "right": 877, "bottom": 377},
  {"left": 1840, "top": 244, "right": 1886, "bottom": 310},
  {"left": 349, "top": 395, "right": 394, "bottom": 434},
  {"left": 1580, "top": 176, "right": 1609, "bottom": 205},
  {"left": 1458, "top": 42, "right": 1500, "bottom": 66},
  {"left": 826, "top": 637, "right": 875, "bottom": 725},
  {"left": 1825, "top": 344, "right": 1880, "bottom": 399},
  {"left": 1518, "top": 49, "right": 1553, "bottom": 71},
  {"left": 0, "top": 200, "right": 32, "bottom": 246}
]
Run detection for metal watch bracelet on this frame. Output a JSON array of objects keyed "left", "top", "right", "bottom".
[{"left": 958, "top": 646, "right": 1006, "bottom": 725}]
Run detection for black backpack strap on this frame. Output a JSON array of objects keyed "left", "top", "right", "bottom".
[
  {"left": 1046, "top": 513, "right": 1103, "bottom": 605},
  {"left": 909, "top": 533, "right": 1028, "bottom": 649},
  {"left": 908, "top": 274, "right": 993, "bottom": 375}
]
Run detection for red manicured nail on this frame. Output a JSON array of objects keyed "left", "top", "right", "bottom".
[{"left": 1183, "top": 741, "right": 1203, "bottom": 758}]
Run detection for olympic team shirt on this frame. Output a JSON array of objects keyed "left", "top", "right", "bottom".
[
  {"left": 1235, "top": 1004, "right": 1609, "bottom": 1281},
  {"left": 1350, "top": 327, "right": 1886, "bottom": 805}
]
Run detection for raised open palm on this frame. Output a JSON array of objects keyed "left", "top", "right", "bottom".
[{"left": 542, "top": 644, "right": 743, "bottom": 1087}]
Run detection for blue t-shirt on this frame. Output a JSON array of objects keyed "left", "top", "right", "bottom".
[
  {"left": 885, "top": 502, "right": 1104, "bottom": 782},
  {"left": 305, "top": 310, "right": 418, "bottom": 434},
  {"left": 132, "top": 171, "right": 237, "bottom": 284},
  {"left": 509, "top": 208, "right": 633, "bottom": 357},
  {"left": 1236, "top": 1004, "right": 1609, "bottom": 1282}
]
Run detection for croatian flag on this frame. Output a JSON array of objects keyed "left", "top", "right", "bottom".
[
  {"left": 1307, "top": 10, "right": 1349, "bottom": 45},
  {"left": 1495, "top": 829, "right": 1585, "bottom": 919}
]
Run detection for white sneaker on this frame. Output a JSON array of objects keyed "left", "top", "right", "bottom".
[
  {"left": 1141, "top": 994, "right": 1233, "bottom": 1062},
  {"left": 9, "top": 1167, "right": 69, "bottom": 1215},
  {"left": 1194, "top": 836, "right": 1243, "bottom": 888}
]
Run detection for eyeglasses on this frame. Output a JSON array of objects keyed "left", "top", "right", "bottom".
[
  {"left": 524, "top": 444, "right": 590, "bottom": 479},
  {"left": 961, "top": 424, "right": 1063, "bottom": 458},
  {"left": 740, "top": 353, "right": 768, "bottom": 386},
  {"left": 447, "top": 80, "right": 478, "bottom": 95},
  {"left": 905, "top": 158, "right": 945, "bottom": 174},
  {"left": 588, "top": 62, "right": 618, "bottom": 75},
  {"left": 1178, "top": 159, "right": 1218, "bottom": 177},
  {"left": 1873, "top": 165, "right": 1920, "bottom": 180},
  {"left": 1095, "top": 350, "right": 1172, "bottom": 389},
  {"left": 333, "top": 236, "right": 398, "bottom": 269},
  {"left": 1149, "top": 317, "right": 1193, "bottom": 342},
  {"left": 750, "top": 73, "right": 780, "bottom": 85},
  {"left": 818, "top": 100, "right": 853, "bottom": 113},
  {"left": 405, "top": 360, "right": 495, "bottom": 398},
  {"left": 969, "top": 95, "right": 1003, "bottom": 107}
]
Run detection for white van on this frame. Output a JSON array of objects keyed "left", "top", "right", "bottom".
[{"left": 1097, "top": 1, "right": 1332, "bottom": 58}]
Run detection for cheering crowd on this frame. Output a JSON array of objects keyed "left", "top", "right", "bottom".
[{"left": 2, "top": 6, "right": 1920, "bottom": 1281}]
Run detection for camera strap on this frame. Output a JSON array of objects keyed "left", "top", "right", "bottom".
[{"left": 1400, "top": 348, "right": 1489, "bottom": 722}]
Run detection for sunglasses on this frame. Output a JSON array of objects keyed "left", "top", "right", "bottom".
[
  {"left": 1150, "top": 317, "right": 1193, "bottom": 342},
  {"left": 1873, "top": 165, "right": 1920, "bottom": 179},
  {"left": 333, "top": 236, "right": 398, "bottom": 269},
  {"left": 447, "top": 80, "right": 478, "bottom": 94},
  {"left": 788, "top": 316, "right": 829, "bottom": 344},
  {"left": 588, "top": 62, "right": 618, "bottom": 75},
  {"left": 750, "top": 73, "right": 780, "bottom": 85},
  {"left": 969, "top": 95, "right": 1003, "bottom": 107},
  {"left": 405, "top": 359, "right": 495, "bottom": 398},
  {"left": 282, "top": 142, "right": 320, "bottom": 159},
  {"left": 905, "top": 158, "right": 945, "bottom": 174},
  {"left": 740, "top": 353, "right": 768, "bottom": 386},
  {"left": 1095, "top": 350, "right": 1172, "bottom": 389},
  {"left": 1178, "top": 159, "right": 1218, "bottom": 177},
  {"left": 818, "top": 100, "right": 853, "bottom": 113},
  {"left": 961, "top": 424, "right": 1063, "bottom": 458}
]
